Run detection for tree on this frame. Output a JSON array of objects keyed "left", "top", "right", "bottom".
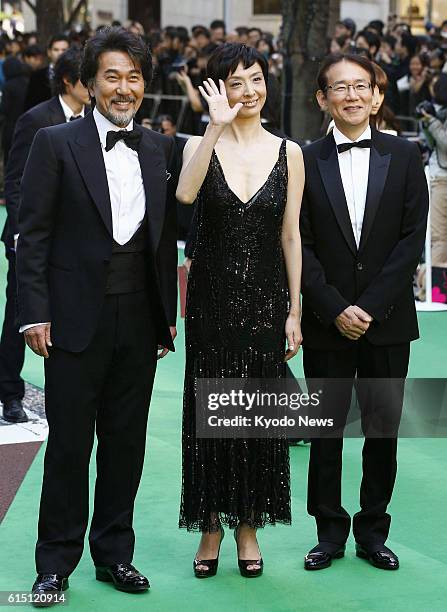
[
  {"left": 282, "top": 0, "right": 340, "bottom": 141},
  {"left": 23, "top": 0, "right": 87, "bottom": 45}
]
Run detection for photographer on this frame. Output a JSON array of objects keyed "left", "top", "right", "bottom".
[
  {"left": 408, "top": 53, "right": 432, "bottom": 116},
  {"left": 397, "top": 52, "right": 432, "bottom": 116},
  {"left": 420, "top": 73, "right": 447, "bottom": 265},
  {"left": 175, "top": 51, "right": 213, "bottom": 134}
]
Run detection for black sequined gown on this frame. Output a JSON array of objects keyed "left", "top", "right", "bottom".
[{"left": 179, "top": 139, "right": 291, "bottom": 532}]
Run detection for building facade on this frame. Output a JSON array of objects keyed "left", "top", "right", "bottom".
[{"left": 21, "top": 0, "right": 447, "bottom": 35}]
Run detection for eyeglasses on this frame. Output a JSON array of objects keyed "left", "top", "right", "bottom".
[{"left": 326, "top": 81, "right": 372, "bottom": 95}]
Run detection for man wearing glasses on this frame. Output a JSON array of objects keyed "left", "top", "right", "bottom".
[{"left": 299, "top": 54, "right": 428, "bottom": 571}]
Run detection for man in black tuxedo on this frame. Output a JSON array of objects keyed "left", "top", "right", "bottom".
[
  {"left": 0, "top": 48, "right": 89, "bottom": 424},
  {"left": 23, "top": 34, "right": 69, "bottom": 111},
  {"left": 16, "top": 28, "right": 178, "bottom": 600},
  {"left": 300, "top": 54, "right": 428, "bottom": 571}
]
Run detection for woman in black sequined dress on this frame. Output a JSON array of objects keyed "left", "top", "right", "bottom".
[{"left": 176, "top": 43, "right": 304, "bottom": 577}]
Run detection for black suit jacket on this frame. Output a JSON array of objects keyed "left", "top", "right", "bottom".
[
  {"left": 2, "top": 96, "right": 67, "bottom": 247},
  {"left": 300, "top": 128, "right": 428, "bottom": 350},
  {"left": 16, "top": 111, "right": 178, "bottom": 353},
  {"left": 24, "top": 66, "right": 51, "bottom": 111},
  {"left": 0, "top": 63, "right": 29, "bottom": 163}
]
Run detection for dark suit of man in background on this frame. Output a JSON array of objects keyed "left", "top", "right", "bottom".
[
  {"left": 0, "top": 56, "right": 29, "bottom": 166},
  {"left": 23, "top": 34, "right": 69, "bottom": 111},
  {"left": 0, "top": 48, "right": 89, "bottom": 424},
  {"left": 300, "top": 54, "right": 428, "bottom": 572},
  {"left": 16, "top": 28, "right": 178, "bottom": 601}
]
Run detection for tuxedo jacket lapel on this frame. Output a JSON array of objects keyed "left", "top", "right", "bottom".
[
  {"left": 47, "top": 96, "right": 66, "bottom": 126},
  {"left": 135, "top": 125, "right": 167, "bottom": 253},
  {"left": 68, "top": 115, "right": 168, "bottom": 246},
  {"left": 359, "top": 131, "right": 391, "bottom": 253},
  {"left": 69, "top": 112, "right": 113, "bottom": 236},
  {"left": 317, "top": 133, "right": 357, "bottom": 255}
]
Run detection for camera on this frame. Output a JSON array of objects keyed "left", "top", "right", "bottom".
[
  {"left": 415, "top": 100, "right": 437, "bottom": 119},
  {"left": 170, "top": 60, "right": 187, "bottom": 73}
]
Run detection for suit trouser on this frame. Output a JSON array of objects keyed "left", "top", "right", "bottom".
[
  {"left": 36, "top": 290, "right": 158, "bottom": 575},
  {"left": 0, "top": 248, "right": 25, "bottom": 403},
  {"left": 303, "top": 339, "right": 410, "bottom": 552}
]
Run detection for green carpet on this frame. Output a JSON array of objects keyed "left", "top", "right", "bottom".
[{"left": 0, "top": 206, "right": 446, "bottom": 611}]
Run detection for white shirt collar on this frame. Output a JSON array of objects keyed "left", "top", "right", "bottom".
[
  {"left": 333, "top": 124, "right": 371, "bottom": 146},
  {"left": 93, "top": 106, "right": 134, "bottom": 150},
  {"left": 58, "top": 94, "right": 85, "bottom": 122}
]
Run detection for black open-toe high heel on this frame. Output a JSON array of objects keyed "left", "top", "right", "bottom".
[
  {"left": 234, "top": 523, "right": 264, "bottom": 578},
  {"left": 193, "top": 526, "right": 225, "bottom": 578}
]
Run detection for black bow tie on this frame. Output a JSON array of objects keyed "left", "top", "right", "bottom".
[
  {"left": 337, "top": 139, "right": 372, "bottom": 154},
  {"left": 70, "top": 115, "right": 82, "bottom": 121},
  {"left": 105, "top": 129, "right": 141, "bottom": 152}
]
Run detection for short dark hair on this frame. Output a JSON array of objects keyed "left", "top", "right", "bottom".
[
  {"left": 367, "top": 20, "right": 384, "bottom": 35},
  {"left": 430, "top": 47, "right": 445, "bottom": 61},
  {"left": 23, "top": 44, "right": 44, "bottom": 58},
  {"left": 342, "top": 18, "right": 357, "bottom": 36},
  {"left": 434, "top": 73, "right": 447, "bottom": 105},
  {"left": 80, "top": 26, "right": 153, "bottom": 90},
  {"left": 356, "top": 30, "right": 381, "bottom": 53},
  {"left": 415, "top": 52, "right": 430, "bottom": 65},
  {"left": 236, "top": 26, "right": 249, "bottom": 37},
  {"left": 353, "top": 47, "right": 372, "bottom": 60},
  {"left": 192, "top": 25, "right": 208, "bottom": 34},
  {"left": 207, "top": 42, "right": 268, "bottom": 83},
  {"left": 400, "top": 33, "right": 418, "bottom": 57},
  {"left": 382, "top": 34, "right": 396, "bottom": 50},
  {"left": 53, "top": 47, "right": 83, "bottom": 95},
  {"left": 256, "top": 36, "right": 274, "bottom": 56},
  {"left": 335, "top": 34, "right": 350, "bottom": 48},
  {"left": 317, "top": 53, "right": 376, "bottom": 92},
  {"left": 163, "top": 26, "right": 177, "bottom": 38},
  {"left": 193, "top": 26, "right": 210, "bottom": 39},
  {"left": 47, "top": 34, "right": 68, "bottom": 50},
  {"left": 210, "top": 19, "right": 226, "bottom": 32},
  {"left": 172, "top": 28, "right": 189, "bottom": 46},
  {"left": 157, "top": 114, "right": 175, "bottom": 125},
  {"left": 176, "top": 26, "right": 190, "bottom": 40}
]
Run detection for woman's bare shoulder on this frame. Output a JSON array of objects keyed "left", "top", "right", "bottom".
[
  {"left": 184, "top": 135, "right": 203, "bottom": 152},
  {"left": 285, "top": 139, "right": 303, "bottom": 160},
  {"left": 182, "top": 136, "right": 204, "bottom": 162}
]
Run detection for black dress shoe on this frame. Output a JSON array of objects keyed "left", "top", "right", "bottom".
[
  {"left": 304, "top": 544, "right": 345, "bottom": 570},
  {"left": 95, "top": 563, "right": 150, "bottom": 592},
  {"left": 31, "top": 574, "right": 69, "bottom": 607},
  {"left": 2, "top": 399, "right": 28, "bottom": 423},
  {"left": 356, "top": 544, "right": 399, "bottom": 570}
]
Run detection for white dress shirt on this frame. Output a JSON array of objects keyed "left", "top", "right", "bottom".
[
  {"left": 58, "top": 95, "right": 85, "bottom": 122},
  {"left": 20, "top": 107, "right": 146, "bottom": 333},
  {"left": 93, "top": 106, "right": 146, "bottom": 245},
  {"left": 333, "top": 124, "right": 371, "bottom": 248}
]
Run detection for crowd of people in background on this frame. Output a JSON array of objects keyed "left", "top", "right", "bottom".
[
  {"left": 146, "top": 14, "right": 447, "bottom": 138},
  {"left": 0, "top": 12, "right": 446, "bottom": 269},
  {"left": 1, "top": 14, "right": 447, "bottom": 138},
  {"left": 330, "top": 17, "right": 447, "bottom": 126}
]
